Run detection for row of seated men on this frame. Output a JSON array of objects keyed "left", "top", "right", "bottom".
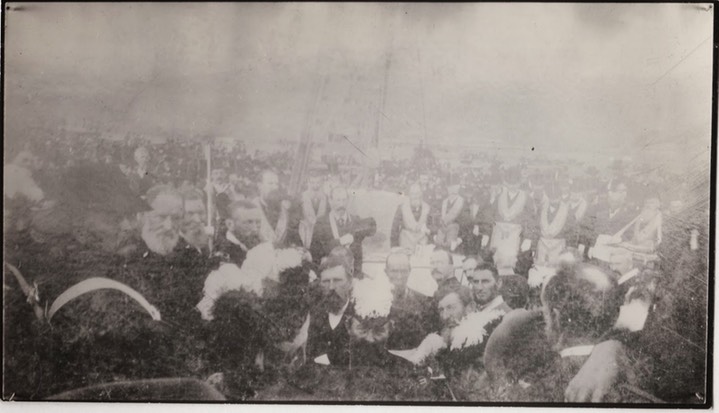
[{"left": 2, "top": 161, "right": 707, "bottom": 402}]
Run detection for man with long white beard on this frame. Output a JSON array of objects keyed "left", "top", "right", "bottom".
[
  {"left": 37, "top": 185, "right": 213, "bottom": 396},
  {"left": 139, "top": 184, "right": 184, "bottom": 256}
]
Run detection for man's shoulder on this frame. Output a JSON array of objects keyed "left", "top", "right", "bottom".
[{"left": 497, "top": 301, "right": 513, "bottom": 315}]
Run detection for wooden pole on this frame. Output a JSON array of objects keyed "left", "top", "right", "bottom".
[{"left": 204, "top": 143, "right": 214, "bottom": 255}]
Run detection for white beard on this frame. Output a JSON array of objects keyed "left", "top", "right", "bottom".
[{"left": 142, "top": 225, "right": 179, "bottom": 256}]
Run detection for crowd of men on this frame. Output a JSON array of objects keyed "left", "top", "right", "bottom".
[{"left": 3, "top": 137, "right": 709, "bottom": 403}]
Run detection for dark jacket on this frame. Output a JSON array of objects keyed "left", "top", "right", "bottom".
[
  {"left": 306, "top": 303, "right": 355, "bottom": 367},
  {"left": 387, "top": 289, "right": 441, "bottom": 350},
  {"left": 310, "top": 213, "right": 376, "bottom": 274}
]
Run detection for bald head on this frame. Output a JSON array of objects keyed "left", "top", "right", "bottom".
[{"left": 541, "top": 263, "right": 623, "bottom": 346}]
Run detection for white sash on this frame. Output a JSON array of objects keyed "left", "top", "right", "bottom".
[
  {"left": 541, "top": 201, "right": 569, "bottom": 239},
  {"left": 490, "top": 221, "right": 523, "bottom": 264},
  {"left": 402, "top": 200, "right": 429, "bottom": 231},
  {"left": 497, "top": 188, "right": 527, "bottom": 223},
  {"left": 255, "top": 198, "right": 288, "bottom": 244},
  {"left": 441, "top": 196, "right": 464, "bottom": 223},
  {"left": 303, "top": 190, "right": 327, "bottom": 223},
  {"left": 570, "top": 198, "right": 588, "bottom": 222},
  {"left": 329, "top": 210, "right": 349, "bottom": 240}
]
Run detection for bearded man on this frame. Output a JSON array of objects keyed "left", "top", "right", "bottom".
[
  {"left": 215, "top": 200, "right": 263, "bottom": 267},
  {"left": 299, "top": 173, "right": 327, "bottom": 248},
  {"left": 179, "top": 186, "right": 212, "bottom": 254},
  {"left": 306, "top": 250, "right": 356, "bottom": 367},
  {"left": 253, "top": 169, "right": 291, "bottom": 246},
  {"left": 310, "top": 186, "right": 376, "bottom": 275}
]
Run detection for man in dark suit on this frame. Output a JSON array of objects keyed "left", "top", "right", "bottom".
[
  {"left": 215, "top": 200, "right": 263, "bottom": 267},
  {"left": 587, "top": 179, "right": 637, "bottom": 246},
  {"left": 310, "top": 186, "right": 376, "bottom": 275},
  {"left": 460, "top": 186, "right": 494, "bottom": 256},
  {"left": 383, "top": 251, "right": 441, "bottom": 350},
  {"left": 306, "top": 250, "right": 356, "bottom": 366}
]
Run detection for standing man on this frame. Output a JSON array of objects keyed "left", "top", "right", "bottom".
[
  {"left": 310, "top": 186, "right": 376, "bottom": 275},
  {"left": 460, "top": 186, "right": 494, "bottom": 256},
  {"left": 209, "top": 168, "right": 232, "bottom": 220},
  {"left": 535, "top": 183, "right": 572, "bottom": 267},
  {"left": 299, "top": 173, "right": 327, "bottom": 248},
  {"left": 489, "top": 167, "right": 534, "bottom": 275},
  {"left": 127, "top": 146, "right": 155, "bottom": 198},
  {"left": 435, "top": 177, "right": 465, "bottom": 252},
  {"left": 390, "top": 183, "right": 431, "bottom": 250}
]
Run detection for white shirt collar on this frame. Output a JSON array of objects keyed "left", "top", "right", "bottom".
[
  {"left": 328, "top": 300, "right": 350, "bottom": 330},
  {"left": 330, "top": 210, "right": 349, "bottom": 223},
  {"left": 225, "top": 231, "right": 248, "bottom": 252},
  {"left": 559, "top": 344, "right": 595, "bottom": 358}
]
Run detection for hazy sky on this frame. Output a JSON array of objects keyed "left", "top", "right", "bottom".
[{"left": 4, "top": 3, "right": 714, "bottom": 167}]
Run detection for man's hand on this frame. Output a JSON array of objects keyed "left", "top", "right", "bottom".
[
  {"left": 281, "top": 200, "right": 292, "bottom": 211},
  {"left": 203, "top": 226, "right": 215, "bottom": 236},
  {"left": 339, "top": 233, "right": 354, "bottom": 246},
  {"left": 565, "top": 340, "right": 623, "bottom": 402}
]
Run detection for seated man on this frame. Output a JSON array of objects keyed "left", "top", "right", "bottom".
[
  {"left": 483, "top": 262, "right": 645, "bottom": 402},
  {"left": 384, "top": 251, "right": 441, "bottom": 350},
  {"left": 427, "top": 283, "right": 505, "bottom": 401},
  {"left": 434, "top": 178, "right": 465, "bottom": 252},
  {"left": 466, "top": 262, "right": 512, "bottom": 314},
  {"left": 310, "top": 186, "right": 376, "bottom": 275},
  {"left": 460, "top": 186, "right": 494, "bottom": 256},
  {"left": 216, "top": 200, "right": 263, "bottom": 267},
  {"left": 390, "top": 183, "right": 431, "bottom": 250},
  {"left": 430, "top": 248, "right": 459, "bottom": 290},
  {"left": 306, "top": 248, "right": 356, "bottom": 367},
  {"left": 178, "top": 186, "right": 212, "bottom": 254}
]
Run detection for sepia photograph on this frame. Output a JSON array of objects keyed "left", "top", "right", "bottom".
[{"left": 2, "top": 2, "right": 714, "bottom": 406}]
